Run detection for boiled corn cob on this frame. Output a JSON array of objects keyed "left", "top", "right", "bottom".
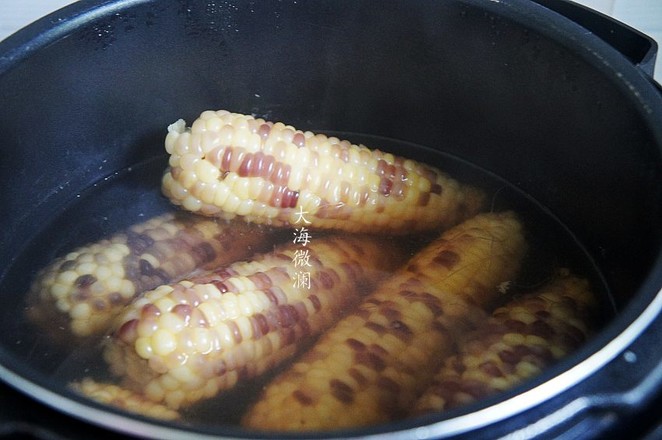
[
  {"left": 72, "top": 378, "right": 179, "bottom": 421},
  {"left": 161, "top": 110, "right": 485, "bottom": 234},
  {"left": 27, "top": 211, "right": 279, "bottom": 338},
  {"left": 102, "top": 234, "right": 406, "bottom": 410},
  {"left": 241, "top": 211, "right": 527, "bottom": 431},
  {"left": 411, "top": 271, "right": 597, "bottom": 415}
]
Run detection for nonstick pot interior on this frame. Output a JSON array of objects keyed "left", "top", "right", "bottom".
[{"left": 0, "top": 0, "right": 661, "bottom": 438}]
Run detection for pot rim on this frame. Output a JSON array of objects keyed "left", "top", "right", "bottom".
[{"left": 2, "top": 276, "right": 661, "bottom": 440}]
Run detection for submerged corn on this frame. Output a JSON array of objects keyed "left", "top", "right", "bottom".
[
  {"left": 161, "top": 110, "right": 485, "bottom": 234},
  {"left": 411, "top": 271, "right": 597, "bottom": 415},
  {"left": 72, "top": 378, "right": 179, "bottom": 420},
  {"left": 102, "top": 234, "right": 405, "bottom": 410},
  {"left": 27, "top": 211, "right": 278, "bottom": 338},
  {"left": 241, "top": 211, "right": 527, "bottom": 431}
]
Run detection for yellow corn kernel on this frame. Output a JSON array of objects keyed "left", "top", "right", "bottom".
[
  {"left": 72, "top": 379, "right": 179, "bottom": 420},
  {"left": 102, "top": 234, "right": 407, "bottom": 410},
  {"left": 26, "top": 212, "right": 280, "bottom": 339},
  {"left": 242, "top": 211, "right": 527, "bottom": 431},
  {"left": 162, "top": 110, "right": 486, "bottom": 234},
  {"left": 411, "top": 272, "right": 597, "bottom": 416}
]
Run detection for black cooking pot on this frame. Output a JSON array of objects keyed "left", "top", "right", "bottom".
[{"left": 0, "top": 0, "right": 661, "bottom": 439}]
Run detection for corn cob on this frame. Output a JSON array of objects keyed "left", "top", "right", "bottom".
[
  {"left": 411, "top": 271, "right": 597, "bottom": 415},
  {"left": 102, "top": 234, "right": 405, "bottom": 410},
  {"left": 27, "top": 211, "right": 279, "bottom": 338},
  {"left": 161, "top": 110, "right": 485, "bottom": 234},
  {"left": 72, "top": 378, "right": 179, "bottom": 420},
  {"left": 241, "top": 211, "right": 527, "bottom": 431}
]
